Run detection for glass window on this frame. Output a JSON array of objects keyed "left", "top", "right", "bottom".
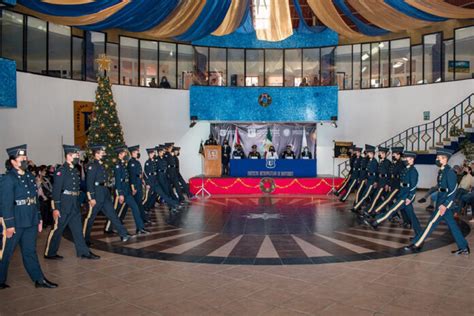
[
  {"left": 335, "top": 45, "right": 352, "bottom": 90},
  {"left": 321, "top": 47, "right": 335, "bottom": 86},
  {"left": 193, "top": 46, "right": 208, "bottom": 86},
  {"left": 443, "top": 39, "right": 454, "bottom": 82},
  {"left": 265, "top": 49, "right": 283, "bottom": 86},
  {"left": 48, "top": 23, "right": 71, "bottom": 78},
  {"left": 1, "top": 10, "right": 24, "bottom": 70},
  {"left": 454, "top": 26, "right": 474, "bottom": 80},
  {"left": 209, "top": 47, "right": 226, "bottom": 86},
  {"left": 228, "top": 49, "right": 244, "bottom": 87},
  {"left": 178, "top": 44, "right": 194, "bottom": 89},
  {"left": 411, "top": 44, "right": 423, "bottom": 84},
  {"left": 380, "top": 41, "right": 389, "bottom": 88},
  {"left": 72, "top": 36, "right": 83, "bottom": 80},
  {"left": 352, "top": 44, "right": 361, "bottom": 89},
  {"left": 246, "top": 49, "right": 264, "bottom": 86},
  {"left": 120, "top": 37, "right": 138, "bottom": 86},
  {"left": 27, "top": 16, "right": 47, "bottom": 74},
  {"left": 424, "top": 33, "right": 442, "bottom": 83},
  {"left": 361, "top": 43, "right": 370, "bottom": 88},
  {"left": 371, "top": 42, "right": 380, "bottom": 88},
  {"left": 302, "top": 48, "right": 320, "bottom": 86},
  {"left": 106, "top": 42, "right": 119, "bottom": 84},
  {"left": 85, "top": 31, "right": 105, "bottom": 81},
  {"left": 140, "top": 40, "right": 158, "bottom": 87},
  {"left": 284, "top": 49, "right": 302, "bottom": 87},
  {"left": 390, "top": 38, "right": 410, "bottom": 87},
  {"left": 159, "top": 42, "right": 177, "bottom": 88}
]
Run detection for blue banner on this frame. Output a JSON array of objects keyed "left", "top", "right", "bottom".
[
  {"left": 190, "top": 86, "right": 338, "bottom": 122},
  {"left": 0, "top": 58, "right": 17, "bottom": 108},
  {"left": 230, "top": 159, "right": 317, "bottom": 177}
]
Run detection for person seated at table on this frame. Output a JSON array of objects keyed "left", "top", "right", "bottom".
[
  {"left": 248, "top": 145, "right": 261, "bottom": 159},
  {"left": 265, "top": 146, "right": 278, "bottom": 160},
  {"left": 281, "top": 145, "right": 296, "bottom": 159},
  {"left": 232, "top": 144, "right": 245, "bottom": 159},
  {"left": 300, "top": 146, "right": 312, "bottom": 159}
]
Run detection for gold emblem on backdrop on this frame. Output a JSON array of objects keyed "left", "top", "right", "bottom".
[
  {"left": 74, "top": 101, "right": 94, "bottom": 149},
  {"left": 258, "top": 93, "right": 272, "bottom": 108}
]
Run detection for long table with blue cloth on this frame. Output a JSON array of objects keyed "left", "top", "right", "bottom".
[{"left": 229, "top": 158, "right": 317, "bottom": 177}]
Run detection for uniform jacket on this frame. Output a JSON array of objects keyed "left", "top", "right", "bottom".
[
  {"left": 436, "top": 165, "right": 458, "bottom": 208},
  {"left": 127, "top": 157, "right": 143, "bottom": 192},
  {"left": 52, "top": 163, "right": 80, "bottom": 213},
  {"left": 377, "top": 158, "right": 392, "bottom": 187},
  {"left": 399, "top": 164, "right": 418, "bottom": 200},
  {"left": 86, "top": 159, "right": 110, "bottom": 202},
  {"left": 114, "top": 160, "right": 131, "bottom": 196}
]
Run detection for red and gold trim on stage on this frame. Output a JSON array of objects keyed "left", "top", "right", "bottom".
[{"left": 189, "top": 177, "right": 344, "bottom": 195}]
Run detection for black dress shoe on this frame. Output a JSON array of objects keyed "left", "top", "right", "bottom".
[
  {"left": 452, "top": 246, "right": 470, "bottom": 255},
  {"left": 404, "top": 244, "right": 423, "bottom": 252},
  {"left": 0, "top": 283, "right": 10, "bottom": 290},
  {"left": 103, "top": 230, "right": 114, "bottom": 235},
  {"left": 35, "top": 278, "right": 58, "bottom": 289},
  {"left": 86, "top": 241, "right": 93, "bottom": 247},
  {"left": 417, "top": 198, "right": 427, "bottom": 203},
  {"left": 121, "top": 234, "right": 134, "bottom": 242},
  {"left": 81, "top": 252, "right": 100, "bottom": 260},
  {"left": 137, "top": 229, "right": 151, "bottom": 235},
  {"left": 44, "top": 254, "right": 64, "bottom": 260},
  {"left": 363, "top": 219, "right": 378, "bottom": 230}
]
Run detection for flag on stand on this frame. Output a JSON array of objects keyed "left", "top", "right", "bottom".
[
  {"left": 302, "top": 126, "right": 308, "bottom": 149},
  {"left": 199, "top": 140, "right": 204, "bottom": 157},
  {"left": 263, "top": 127, "right": 273, "bottom": 152},
  {"left": 231, "top": 126, "right": 240, "bottom": 152}
]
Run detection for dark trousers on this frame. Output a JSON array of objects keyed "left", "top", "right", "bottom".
[
  {"left": 375, "top": 196, "right": 422, "bottom": 239},
  {"left": 153, "top": 181, "right": 179, "bottom": 208},
  {"left": 133, "top": 187, "right": 148, "bottom": 222},
  {"left": 44, "top": 210, "right": 90, "bottom": 257},
  {"left": 0, "top": 224, "right": 44, "bottom": 284},
  {"left": 106, "top": 193, "right": 145, "bottom": 232},
  {"left": 168, "top": 173, "right": 185, "bottom": 202},
  {"left": 177, "top": 174, "right": 193, "bottom": 197},
  {"left": 83, "top": 198, "right": 128, "bottom": 243}
]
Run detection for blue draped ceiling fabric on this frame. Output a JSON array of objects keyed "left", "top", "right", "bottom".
[{"left": 15, "top": 0, "right": 474, "bottom": 41}]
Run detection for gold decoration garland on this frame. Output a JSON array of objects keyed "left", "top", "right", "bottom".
[
  {"left": 190, "top": 178, "right": 333, "bottom": 191},
  {"left": 212, "top": 0, "right": 249, "bottom": 36}
]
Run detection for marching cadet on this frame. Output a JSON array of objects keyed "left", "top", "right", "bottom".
[
  {"left": 335, "top": 146, "right": 355, "bottom": 197},
  {"left": 173, "top": 147, "right": 195, "bottom": 200},
  {"left": 156, "top": 146, "right": 181, "bottom": 211},
  {"left": 364, "top": 151, "right": 422, "bottom": 241},
  {"left": 300, "top": 146, "right": 313, "bottom": 159},
  {"left": 352, "top": 145, "right": 377, "bottom": 212},
  {"left": 143, "top": 147, "right": 158, "bottom": 211},
  {"left": 0, "top": 145, "right": 57, "bottom": 289},
  {"left": 222, "top": 139, "right": 231, "bottom": 175},
  {"left": 44, "top": 145, "right": 100, "bottom": 260},
  {"left": 365, "top": 147, "right": 392, "bottom": 214},
  {"left": 105, "top": 145, "right": 149, "bottom": 235},
  {"left": 353, "top": 149, "right": 368, "bottom": 205},
  {"left": 406, "top": 148, "right": 470, "bottom": 254},
  {"left": 127, "top": 145, "right": 150, "bottom": 224},
  {"left": 340, "top": 147, "right": 362, "bottom": 202},
  {"left": 232, "top": 144, "right": 245, "bottom": 159},
  {"left": 248, "top": 145, "right": 261, "bottom": 159},
  {"left": 165, "top": 144, "right": 185, "bottom": 203},
  {"left": 83, "top": 145, "right": 132, "bottom": 244},
  {"left": 281, "top": 145, "right": 296, "bottom": 159}
]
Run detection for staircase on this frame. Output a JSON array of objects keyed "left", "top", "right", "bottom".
[{"left": 337, "top": 93, "right": 474, "bottom": 177}]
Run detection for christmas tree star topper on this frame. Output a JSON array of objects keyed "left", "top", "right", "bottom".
[{"left": 96, "top": 54, "right": 111, "bottom": 72}]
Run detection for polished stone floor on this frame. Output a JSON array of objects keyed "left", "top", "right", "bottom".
[{"left": 0, "top": 195, "right": 473, "bottom": 315}]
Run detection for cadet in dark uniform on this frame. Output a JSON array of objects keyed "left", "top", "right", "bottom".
[
  {"left": 365, "top": 151, "right": 422, "bottom": 242},
  {"left": 173, "top": 147, "right": 195, "bottom": 199},
  {"left": 372, "top": 147, "right": 405, "bottom": 214},
  {"left": 105, "top": 145, "right": 149, "bottom": 235},
  {"left": 248, "top": 145, "right": 261, "bottom": 159},
  {"left": 44, "top": 145, "right": 100, "bottom": 260},
  {"left": 222, "top": 140, "right": 231, "bottom": 175},
  {"left": 365, "top": 147, "right": 391, "bottom": 214},
  {"left": 164, "top": 144, "right": 185, "bottom": 203},
  {"left": 83, "top": 145, "right": 132, "bottom": 244},
  {"left": 353, "top": 145, "right": 378, "bottom": 211},
  {"left": 0, "top": 145, "right": 57, "bottom": 289},
  {"left": 155, "top": 146, "right": 181, "bottom": 211},
  {"left": 232, "top": 144, "right": 245, "bottom": 159},
  {"left": 300, "top": 146, "right": 313, "bottom": 159},
  {"left": 281, "top": 145, "right": 296, "bottom": 159},
  {"left": 127, "top": 145, "right": 150, "bottom": 224},
  {"left": 406, "top": 148, "right": 470, "bottom": 254},
  {"left": 335, "top": 146, "right": 354, "bottom": 197},
  {"left": 143, "top": 147, "right": 157, "bottom": 211},
  {"left": 340, "top": 147, "right": 362, "bottom": 202},
  {"left": 354, "top": 150, "right": 369, "bottom": 205}
]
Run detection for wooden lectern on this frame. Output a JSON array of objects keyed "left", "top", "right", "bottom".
[{"left": 204, "top": 145, "right": 222, "bottom": 177}]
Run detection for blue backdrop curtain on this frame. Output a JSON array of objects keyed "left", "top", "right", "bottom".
[
  {"left": 17, "top": 0, "right": 123, "bottom": 16},
  {"left": 175, "top": 0, "right": 232, "bottom": 41},
  {"left": 235, "top": 7, "right": 254, "bottom": 34},
  {"left": 384, "top": 0, "right": 446, "bottom": 22},
  {"left": 333, "top": 0, "right": 389, "bottom": 36},
  {"left": 292, "top": 0, "right": 326, "bottom": 34}
]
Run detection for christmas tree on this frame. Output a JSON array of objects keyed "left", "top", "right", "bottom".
[{"left": 85, "top": 54, "right": 125, "bottom": 178}]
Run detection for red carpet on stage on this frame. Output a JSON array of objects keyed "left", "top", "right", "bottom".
[{"left": 189, "top": 177, "right": 344, "bottom": 195}]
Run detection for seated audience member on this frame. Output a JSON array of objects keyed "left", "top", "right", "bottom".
[
  {"left": 457, "top": 166, "right": 473, "bottom": 204},
  {"left": 248, "top": 145, "right": 261, "bottom": 159},
  {"left": 300, "top": 146, "right": 312, "bottom": 159},
  {"left": 159, "top": 76, "right": 171, "bottom": 88},
  {"left": 265, "top": 146, "right": 278, "bottom": 159},
  {"left": 281, "top": 145, "right": 296, "bottom": 159},
  {"left": 149, "top": 78, "right": 158, "bottom": 88},
  {"left": 232, "top": 144, "right": 245, "bottom": 159},
  {"left": 300, "top": 77, "right": 309, "bottom": 87}
]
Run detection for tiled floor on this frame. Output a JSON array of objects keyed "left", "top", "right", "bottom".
[{"left": 0, "top": 196, "right": 473, "bottom": 315}]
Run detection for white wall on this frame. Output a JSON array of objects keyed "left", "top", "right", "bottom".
[
  {"left": 0, "top": 72, "right": 210, "bottom": 180},
  {"left": 1, "top": 72, "right": 472, "bottom": 187},
  {"left": 318, "top": 79, "right": 474, "bottom": 188}
]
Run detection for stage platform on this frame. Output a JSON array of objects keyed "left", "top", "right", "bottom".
[{"left": 189, "top": 176, "right": 344, "bottom": 195}]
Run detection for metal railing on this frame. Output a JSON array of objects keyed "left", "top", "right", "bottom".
[{"left": 337, "top": 93, "right": 474, "bottom": 177}]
